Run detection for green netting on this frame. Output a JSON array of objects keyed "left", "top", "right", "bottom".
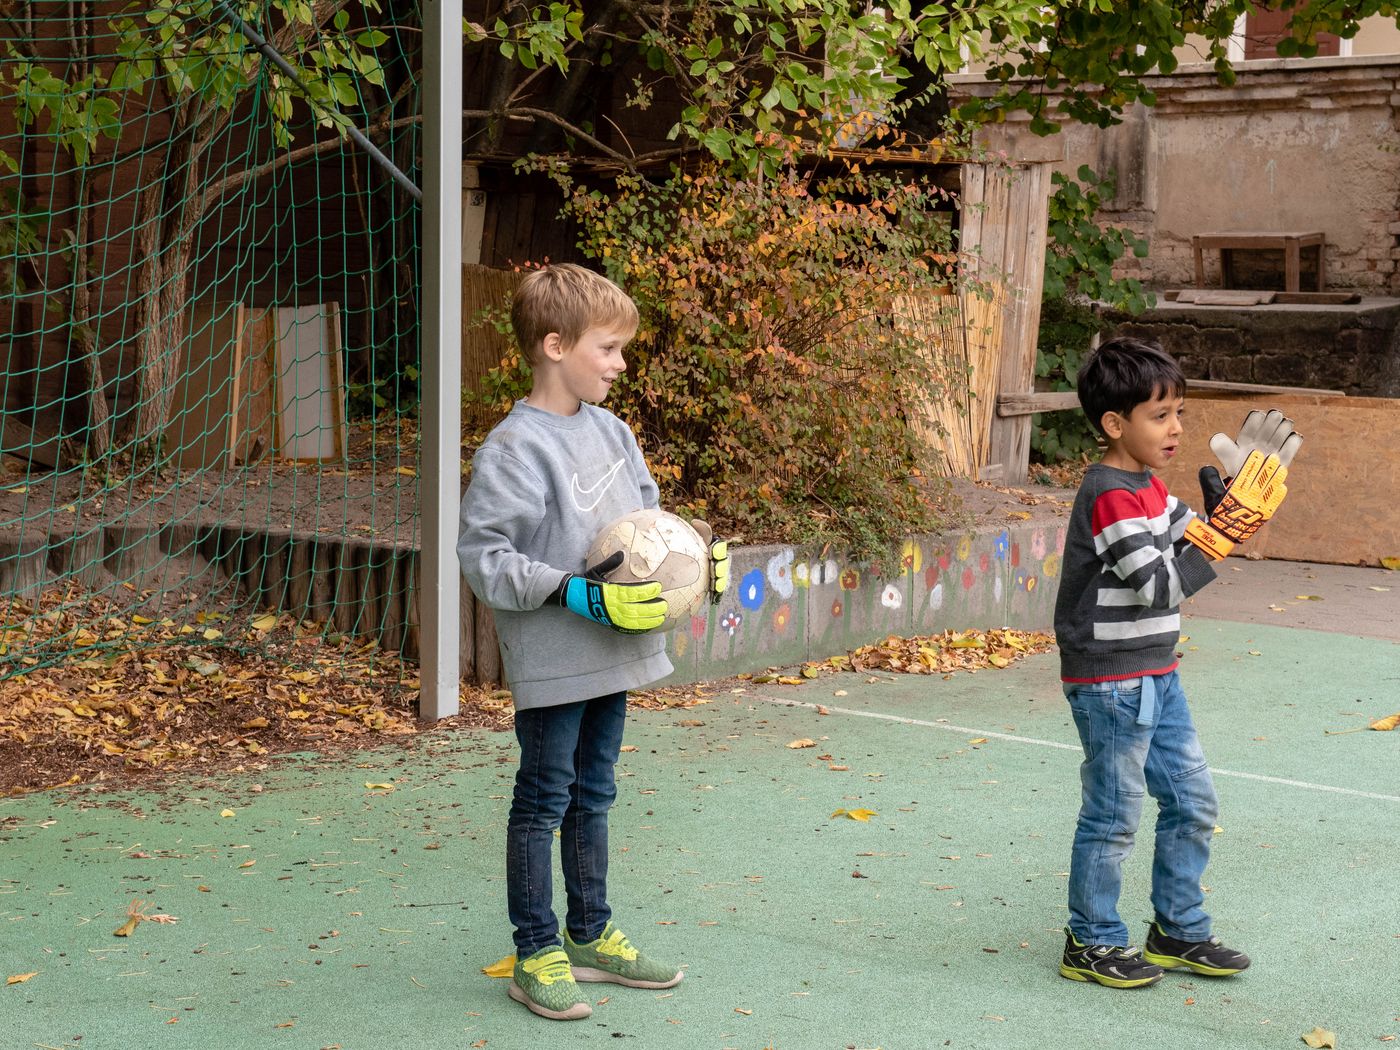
[{"left": 0, "top": 1, "right": 424, "bottom": 680}]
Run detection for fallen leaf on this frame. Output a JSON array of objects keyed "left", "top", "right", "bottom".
[
  {"left": 1301, "top": 1027, "right": 1337, "bottom": 1049},
  {"left": 734, "top": 1007, "right": 753, "bottom": 1015},
  {"left": 1371, "top": 712, "right": 1400, "bottom": 731},
  {"left": 220, "top": 808, "right": 236, "bottom": 818},
  {"left": 1369, "top": 586, "right": 1391, "bottom": 592},
  {"left": 968, "top": 737, "right": 988, "bottom": 745},
  {"left": 6, "top": 972, "right": 38, "bottom": 985},
  {"left": 395, "top": 466, "right": 417, "bottom": 476},
  {"left": 831, "top": 808, "right": 877, "bottom": 821},
  {"left": 482, "top": 955, "right": 515, "bottom": 978},
  {"left": 364, "top": 782, "right": 396, "bottom": 791},
  {"left": 1381, "top": 557, "right": 1400, "bottom": 571},
  {"left": 252, "top": 614, "right": 278, "bottom": 631},
  {"left": 1295, "top": 595, "right": 1323, "bottom": 601},
  {"left": 787, "top": 738, "right": 816, "bottom": 749},
  {"left": 620, "top": 745, "right": 638, "bottom": 753}
]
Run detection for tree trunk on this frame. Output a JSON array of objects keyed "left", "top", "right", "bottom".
[{"left": 132, "top": 132, "right": 200, "bottom": 454}]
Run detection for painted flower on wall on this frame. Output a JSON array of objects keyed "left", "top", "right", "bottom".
[
  {"left": 880, "top": 584, "right": 903, "bottom": 610},
  {"left": 831, "top": 599, "right": 843, "bottom": 618},
  {"left": 900, "top": 540, "right": 922, "bottom": 574},
  {"left": 956, "top": 535, "right": 972, "bottom": 562},
  {"left": 719, "top": 610, "right": 742, "bottom": 636},
  {"left": 767, "top": 549, "right": 795, "bottom": 599},
  {"left": 1031, "top": 530, "right": 1047, "bottom": 560},
  {"left": 925, "top": 563, "right": 940, "bottom": 590},
  {"left": 1042, "top": 552, "right": 1061, "bottom": 579},
  {"left": 773, "top": 603, "right": 791, "bottom": 633},
  {"left": 979, "top": 552, "right": 991, "bottom": 574},
  {"left": 840, "top": 568, "right": 860, "bottom": 591},
  {"left": 928, "top": 583, "right": 944, "bottom": 611},
  {"left": 808, "top": 558, "right": 839, "bottom": 586},
  {"left": 739, "top": 569, "right": 765, "bottom": 610},
  {"left": 690, "top": 615, "right": 707, "bottom": 639},
  {"left": 995, "top": 530, "right": 1010, "bottom": 561},
  {"left": 794, "top": 562, "right": 811, "bottom": 588},
  {"left": 962, "top": 568, "right": 975, "bottom": 590}
]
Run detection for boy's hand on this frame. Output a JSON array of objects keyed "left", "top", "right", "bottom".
[
  {"left": 1185, "top": 450, "right": 1290, "bottom": 560},
  {"left": 554, "top": 551, "right": 668, "bottom": 634},
  {"left": 690, "top": 519, "right": 729, "bottom": 604},
  {"left": 1209, "top": 409, "right": 1303, "bottom": 479}
]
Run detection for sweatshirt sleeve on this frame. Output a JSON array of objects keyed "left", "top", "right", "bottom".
[
  {"left": 456, "top": 446, "right": 568, "bottom": 612},
  {"left": 1091, "top": 487, "right": 1216, "bottom": 609},
  {"left": 627, "top": 427, "right": 660, "bottom": 511}
]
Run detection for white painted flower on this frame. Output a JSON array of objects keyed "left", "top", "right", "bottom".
[
  {"left": 929, "top": 583, "right": 944, "bottom": 612},
  {"left": 880, "top": 583, "right": 903, "bottom": 610},
  {"left": 994, "top": 576, "right": 1004, "bottom": 603},
  {"left": 810, "top": 558, "right": 840, "bottom": 586},
  {"left": 794, "top": 562, "right": 811, "bottom": 588},
  {"left": 767, "top": 549, "right": 795, "bottom": 599}
]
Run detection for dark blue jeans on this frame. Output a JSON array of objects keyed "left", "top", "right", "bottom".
[{"left": 507, "top": 692, "right": 627, "bottom": 957}]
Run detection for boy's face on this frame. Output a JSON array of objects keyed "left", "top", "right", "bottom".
[
  {"left": 555, "top": 324, "right": 632, "bottom": 404},
  {"left": 1099, "top": 388, "right": 1185, "bottom": 473}
]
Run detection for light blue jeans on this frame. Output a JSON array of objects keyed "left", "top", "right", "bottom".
[{"left": 1064, "top": 670, "right": 1218, "bottom": 947}]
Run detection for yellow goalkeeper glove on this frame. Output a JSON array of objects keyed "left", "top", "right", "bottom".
[
  {"left": 1184, "top": 450, "right": 1290, "bottom": 561},
  {"left": 690, "top": 519, "right": 730, "bottom": 604}
]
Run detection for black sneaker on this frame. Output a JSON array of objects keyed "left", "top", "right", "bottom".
[
  {"left": 1143, "top": 922, "right": 1251, "bottom": 976},
  {"left": 1059, "top": 927, "right": 1164, "bottom": 988}
]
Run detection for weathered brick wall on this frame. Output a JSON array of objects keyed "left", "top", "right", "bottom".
[
  {"left": 950, "top": 56, "right": 1400, "bottom": 295},
  {"left": 1104, "top": 302, "right": 1400, "bottom": 397}
]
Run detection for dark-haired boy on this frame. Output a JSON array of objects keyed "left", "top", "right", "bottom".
[{"left": 1053, "top": 336, "right": 1271, "bottom": 988}]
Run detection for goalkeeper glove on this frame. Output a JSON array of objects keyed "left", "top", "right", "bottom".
[
  {"left": 690, "top": 519, "right": 730, "bottom": 604},
  {"left": 1200, "top": 409, "right": 1303, "bottom": 514},
  {"left": 1184, "top": 450, "right": 1290, "bottom": 561},
  {"left": 552, "top": 550, "right": 667, "bottom": 634}
]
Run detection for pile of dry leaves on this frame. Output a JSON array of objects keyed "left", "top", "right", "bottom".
[{"left": 0, "top": 590, "right": 506, "bottom": 796}]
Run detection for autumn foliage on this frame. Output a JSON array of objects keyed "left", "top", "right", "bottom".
[{"left": 479, "top": 142, "right": 963, "bottom": 563}]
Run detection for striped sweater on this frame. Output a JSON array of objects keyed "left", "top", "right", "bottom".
[{"left": 1054, "top": 464, "right": 1218, "bottom": 682}]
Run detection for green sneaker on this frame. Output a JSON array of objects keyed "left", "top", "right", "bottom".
[
  {"left": 508, "top": 946, "right": 592, "bottom": 1020},
  {"left": 563, "top": 921, "right": 683, "bottom": 989}
]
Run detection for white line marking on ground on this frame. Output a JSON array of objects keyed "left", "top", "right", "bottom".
[{"left": 755, "top": 694, "right": 1400, "bottom": 804}]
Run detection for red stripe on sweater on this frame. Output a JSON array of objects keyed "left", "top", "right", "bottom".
[{"left": 1091, "top": 478, "right": 1168, "bottom": 536}]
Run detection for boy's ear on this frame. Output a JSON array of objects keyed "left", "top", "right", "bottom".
[
  {"left": 1100, "top": 410, "right": 1124, "bottom": 440},
  {"left": 540, "top": 332, "right": 565, "bottom": 362}
]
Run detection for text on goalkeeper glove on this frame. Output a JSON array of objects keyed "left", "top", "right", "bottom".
[
  {"left": 1184, "top": 450, "right": 1289, "bottom": 560},
  {"left": 552, "top": 551, "right": 667, "bottom": 634}
]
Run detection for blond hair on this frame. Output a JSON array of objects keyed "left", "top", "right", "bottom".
[{"left": 511, "top": 263, "right": 639, "bottom": 363}]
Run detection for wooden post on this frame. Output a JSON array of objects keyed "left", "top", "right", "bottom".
[{"left": 959, "top": 160, "right": 1052, "bottom": 483}]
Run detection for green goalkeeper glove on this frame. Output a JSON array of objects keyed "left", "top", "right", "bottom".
[
  {"left": 552, "top": 551, "right": 668, "bottom": 634},
  {"left": 690, "top": 519, "right": 729, "bottom": 604},
  {"left": 1185, "top": 450, "right": 1290, "bottom": 561}
]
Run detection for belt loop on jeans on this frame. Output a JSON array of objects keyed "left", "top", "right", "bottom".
[{"left": 1136, "top": 673, "right": 1158, "bottom": 727}]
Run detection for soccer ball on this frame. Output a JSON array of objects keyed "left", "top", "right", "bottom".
[{"left": 586, "top": 510, "right": 709, "bottom": 631}]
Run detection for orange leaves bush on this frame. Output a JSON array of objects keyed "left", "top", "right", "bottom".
[{"left": 569, "top": 148, "right": 962, "bottom": 561}]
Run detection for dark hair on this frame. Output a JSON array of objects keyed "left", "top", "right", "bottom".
[{"left": 1076, "top": 337, "right": 1186, "bottom": 436}]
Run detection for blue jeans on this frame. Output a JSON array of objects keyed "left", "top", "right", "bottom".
[
  {"left": 507, "top": 692, "right": 627, "bottom": 957},
  {"left": 1064, "top": 670, "right": 1218, "bottom": 947}
]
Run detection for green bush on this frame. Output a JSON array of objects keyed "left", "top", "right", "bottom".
[{"left": 1033, "top": 165, "right": 1153, "bottom": 464}]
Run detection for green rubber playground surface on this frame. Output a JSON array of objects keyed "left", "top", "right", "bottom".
[{"left": 4, "top": 614, "right": 1399, "bottom": 1050}]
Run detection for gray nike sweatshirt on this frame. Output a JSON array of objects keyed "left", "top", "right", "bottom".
[{"left": 456, "top": 400, "right": 673, "bottom": 709}]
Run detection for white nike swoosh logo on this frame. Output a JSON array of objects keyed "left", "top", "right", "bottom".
[{"left": 571, "top": 460, "right": 625, "bottom": 512}]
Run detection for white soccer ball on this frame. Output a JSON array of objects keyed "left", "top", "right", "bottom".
[{"left": 586, "top": 509, "right": 709, "bottom": 631}]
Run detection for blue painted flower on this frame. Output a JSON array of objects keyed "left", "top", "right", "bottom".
[
  {"left": 739, "top": 568, "right": 766, "bottom": 610},
  {"left": 994, "top": 530, "right": 1010, "bottom": 561}
]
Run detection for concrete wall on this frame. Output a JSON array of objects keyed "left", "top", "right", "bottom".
[{"left": 950, "top": 56, "right": 1400, "bottom": 294}]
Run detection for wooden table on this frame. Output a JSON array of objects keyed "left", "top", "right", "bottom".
[{"left": 1192, "top": 231, "right": 1326, "bottom": 292}]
